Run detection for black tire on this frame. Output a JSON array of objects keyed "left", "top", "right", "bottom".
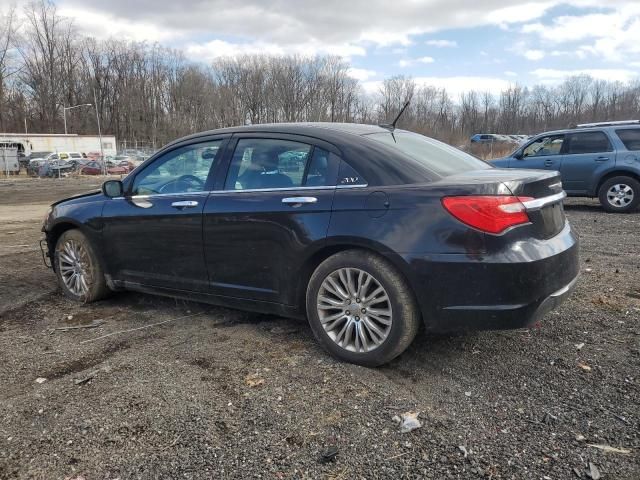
[
  {"left": 54, "top": 229, "right": 111, "bottom": 303},
  {"left": 598, "top": 176, "right": 640, "bottom": 213},
  {"left": 306, "top": 250, "right": 420, "bottom": 367}
]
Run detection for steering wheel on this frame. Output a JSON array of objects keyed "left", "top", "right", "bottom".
[{"left": 158, "top": 175, "right": 205, "bottom": 194}]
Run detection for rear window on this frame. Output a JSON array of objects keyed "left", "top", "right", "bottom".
[
  {"left": 565, "top": 131, "right": 612, "bottom": 154},
  {"left": 616, "top": 128, "right": 640, "bottom": 151},
  {"left": 366, "top": 131, "right": 490, "bottom": 176}
]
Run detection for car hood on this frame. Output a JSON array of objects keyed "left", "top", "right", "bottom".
[
  {"left": 489, "top": 156, "right": 510, "bottom": 166},
  {"left": 51, "top": 189, "right": 102, "bottom": 207}
]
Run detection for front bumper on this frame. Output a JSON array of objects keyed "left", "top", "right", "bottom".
[{"left": 402, "top": 222, "right": 579, "bottom": 333}]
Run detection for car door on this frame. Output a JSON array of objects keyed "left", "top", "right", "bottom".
[
  {"left": 514, "top": 134, "right": 565, "bottom": 171},
  {"left": 560, "top": 130, "right": 615, "bottom": 194},
  {"left": 101, "top": 136, "right": 229, "bottom": 292},
  {"left": 202, "top": 134, "right": 339, "bottom": 305}
]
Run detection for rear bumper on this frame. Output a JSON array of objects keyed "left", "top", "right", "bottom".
[{"left": 401, "top": 222, "right": 579, "bottom": 333}]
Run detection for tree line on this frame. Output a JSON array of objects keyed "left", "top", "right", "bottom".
[{"left": 1, "top": 1, "right": 639, "bottom": 150}]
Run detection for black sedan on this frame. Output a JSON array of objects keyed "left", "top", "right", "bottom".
[{"left": 42, "top": 123, "right": 579, "bottom": 366}]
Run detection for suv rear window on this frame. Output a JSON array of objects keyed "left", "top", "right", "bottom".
[
  {"left": 366, "top": 131, "right": 490, "bottom": 176},
  {"left": 565, "top": 131, "right": 612, "bottom": 154},
  {"left": 616, "top": 128, "right": 640, "bottom": 151}
]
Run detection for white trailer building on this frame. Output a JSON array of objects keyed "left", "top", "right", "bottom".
[{"left": 0, "top": 133, "right": 117, "bottom": 157}]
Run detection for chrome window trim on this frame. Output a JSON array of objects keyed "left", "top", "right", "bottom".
[
  {"left": 521, "top": 191, "right": 567, "bottom": 211},
  {"left": 122, "top": 183, "right": 369, "bottom": 200}
]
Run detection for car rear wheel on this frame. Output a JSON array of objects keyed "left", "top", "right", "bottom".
[
  {"left": 306, "top": 250, "right": 420, "bottom": 367},
  {"left": 54, "top": 229, "right": 111, "bottom": 303},
  {"left": 598, "top": 176, "right": 640, "bottom": 213}
]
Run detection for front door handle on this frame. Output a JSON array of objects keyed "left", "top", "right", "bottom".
[
  {"left": 595, "top": 156, "right": 609, "bottom": 162},
  {"left": 171, "top": 200, "right": 199, "bottom": 209},
  {"left": 544, "top": 160, "right": 553, "bottom": 167},
  {"left": 282, "top": 196, "right": 317, "bottom": 206}
]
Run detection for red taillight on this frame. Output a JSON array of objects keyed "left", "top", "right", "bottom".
[{"left": 441, "top": 195, "right": 533, "bottom": 234}]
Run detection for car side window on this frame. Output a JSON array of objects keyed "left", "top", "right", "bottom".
[
  {"left": 225, "top": 138, "right": 313, "bottom": 190},
  {"left": 132, "top": 140, "right": 223, "bottom": 196},
  {"left": 565, "top": 131, "right": 612, "bottom": 154},
  {"left": 616, "top": 128, "right": 640, "bottom": 151},
  {"left": 523, "top": 135, "right": 564, "bottom": 157}
]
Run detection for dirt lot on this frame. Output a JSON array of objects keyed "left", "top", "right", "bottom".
[{"left": 0, "top": 177, "right": 638, "bottom": 480}]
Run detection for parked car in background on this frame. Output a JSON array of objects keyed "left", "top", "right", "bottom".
[
  {"left": 78, "top": 161, "right": 105, "bottom": 175},
  {"left": 27, "top": 158, "right": 47, "bottom": 176},
  {"left": 470, "top": 133, "right": 500, "bottom": 144},
  {"left": 38, "top": 160, "right": 75, "bottom": 177},
  {"left": 79, "top": 161, "right": 128, "bottom": 175},
  {"left": 86, "top": 151, "right": 103, "bottom": 161},
  {"left": 492, "top": 120, "right": 640, "bottom": 212},
  {"left": 42, "top": 123, "right": 578, "bottom": 366}
]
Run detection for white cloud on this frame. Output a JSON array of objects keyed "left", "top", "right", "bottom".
[
  {"left": 486, "top": 2, "right": 556, "bottom": 24},
  {"left": 426, "top": 39, "right": 457, "bottom": 48},
  {"left": 531, "top": 68, "right": 638, "bottom": 83},
  {"left": 185, "top": 39, "right": 366, "bottom": 62},
  {"left": 504, "top": 71, "right": 518, "bottom": 77},
  {"left": 524, "top": 49, "right": 545, "bottom": 61},
  {"left": 57, "top": 6, "right": 182, "bottom": 42},
  {"left": 521, "top": 4, "right": 640, "bottom": 62},
  {"left": 398, "top": 56, "right": 435, "bottom": 67},
  {"left": 58, "top": 0, "right": 559, "bottom": 55},
  {"left": 347, "top": 67, "right": 377, "bottom": 81}
]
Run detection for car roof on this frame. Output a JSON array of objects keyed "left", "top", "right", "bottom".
[
  {"left": 157, "top": 122, "right": 441, "bottom": 186},
  {"left": 534, "top": 124, "right": 640, "bottom": 137},
  {"left": 175, "top": 122, "right": 390, "bottom": 141}
]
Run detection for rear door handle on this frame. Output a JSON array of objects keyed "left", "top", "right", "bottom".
[
  {"left": 171, "top": 200, "right": 198, "bottom": 209},
  {"left": 282, "top": 196, "right": 317, "bottom": 206},
  {"left": 595, "top": 156, "right": 609, "bottom": 162}
]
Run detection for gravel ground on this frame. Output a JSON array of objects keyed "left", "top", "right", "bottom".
[{"left": 0, "top": 178, "right": 638, "bottom": 479}]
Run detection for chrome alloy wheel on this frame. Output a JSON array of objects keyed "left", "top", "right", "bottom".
[
  {"left": 58, "top": 239, "right": 91, "bottom": 297},
  {"left": 606, "top": 183, "right": 634, "bottom": 208},
  {"left": 317, "top": 268, "right": 392, "bottom": 353}
]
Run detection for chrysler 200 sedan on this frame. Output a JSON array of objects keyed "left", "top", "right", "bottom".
[{"left": 42, "top": 123, "right": 579, "bottom": 366}]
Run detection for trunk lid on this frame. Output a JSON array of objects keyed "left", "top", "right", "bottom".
[{"left": 442, "top": 168, "right": 566, "bottom": 239}]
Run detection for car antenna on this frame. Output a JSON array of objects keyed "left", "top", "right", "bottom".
[{"left": 379, "top": 100, "right": 411, "bottom": 131}]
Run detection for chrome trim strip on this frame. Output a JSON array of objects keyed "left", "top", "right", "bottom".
[
  {"left": 521, "top": 191, "right": 567, "bottom": 211},
  {"left": 124, "top": 183, "right": 369, "bottom": 200},
  {"left": 209, "top": 185, "right": 336, "bottom": 194}
]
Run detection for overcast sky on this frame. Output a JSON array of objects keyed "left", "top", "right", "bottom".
[{"left": 43, "top": 0, "right": 640, "bottom": 96}]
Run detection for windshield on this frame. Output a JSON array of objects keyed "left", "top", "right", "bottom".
[{"left": 365, "top": 131, "right": 490, "bottom": 177}]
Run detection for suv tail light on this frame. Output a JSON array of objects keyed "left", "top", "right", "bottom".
[{"left": 441, "top": 195, "right": 534, "bottom": 234}]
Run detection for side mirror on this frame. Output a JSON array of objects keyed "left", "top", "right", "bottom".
[
  {"left": 514, "top": 151, "right": 523, "bottom": 160},
  {"left": 102, "top": 180, "right": 123, "bottom": 198}
]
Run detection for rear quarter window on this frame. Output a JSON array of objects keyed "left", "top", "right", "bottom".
[{"left": 615, "top": 128, "right": 640, "bottom": 151}]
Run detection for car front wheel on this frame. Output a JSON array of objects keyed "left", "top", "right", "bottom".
[
  {"left": 54, "top": 229, "right": 111, "bottom": 302},
  {"left": 598, "top": 176, "right": 640, "bottom": 213},
  {"left": 306, "top": 250, "right": 420, "bottom": 367}
]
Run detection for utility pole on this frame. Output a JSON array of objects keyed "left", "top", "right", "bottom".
[
  {"left": 63, "top": 104, "right": 92, "bottom": 135},
  {"left": 93, "top": 88, "right": 105, "bottom": 175}
]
